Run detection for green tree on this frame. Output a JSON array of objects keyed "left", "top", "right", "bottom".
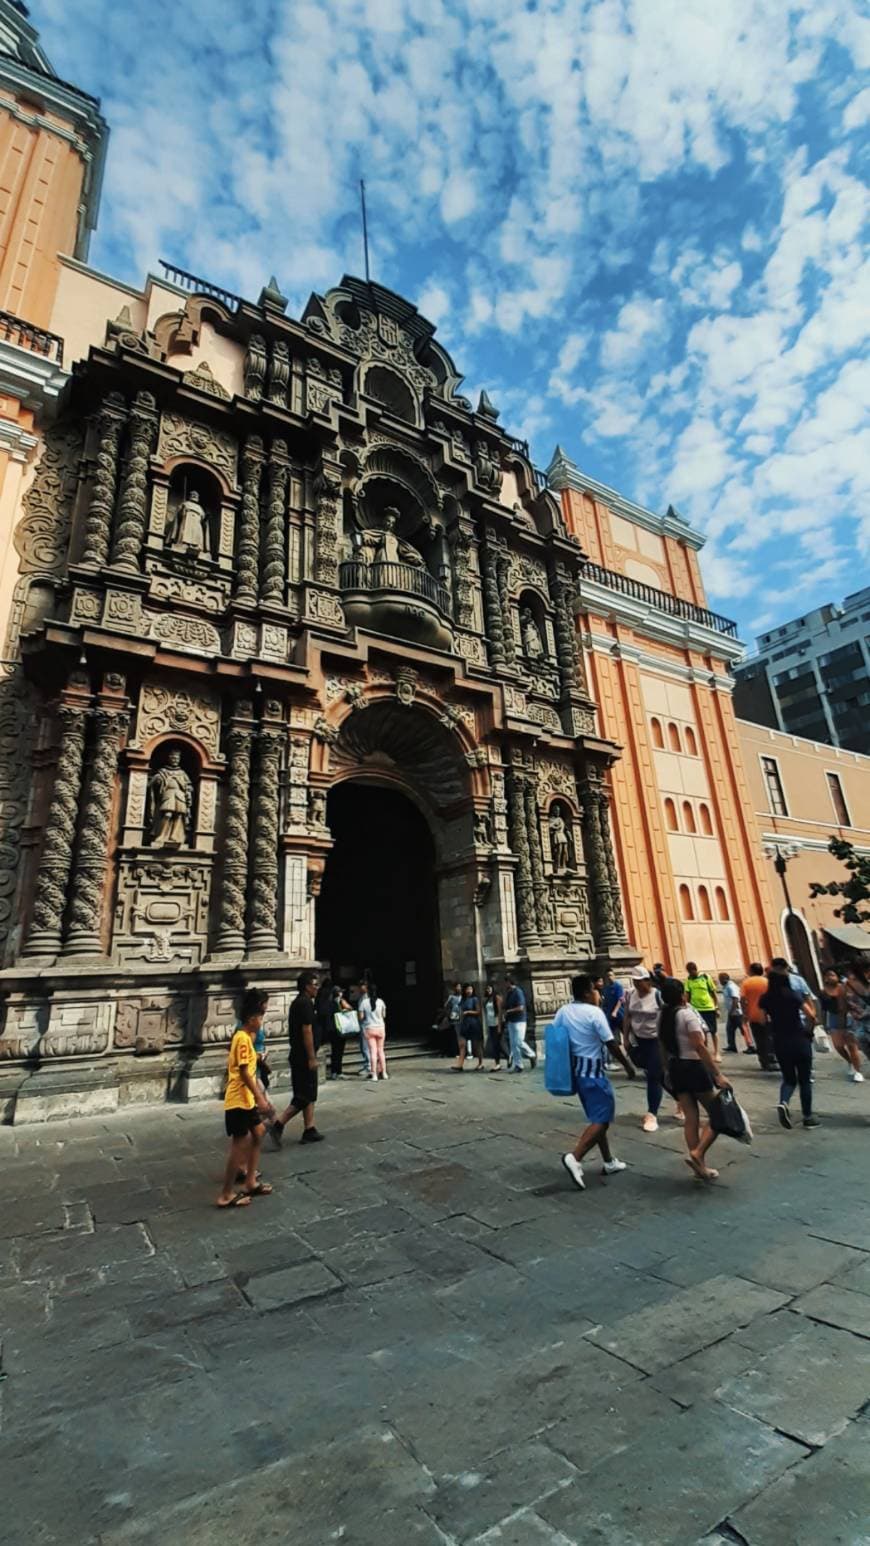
[{"left": 809, "top": 838, "right": 870, "bottom": 925}]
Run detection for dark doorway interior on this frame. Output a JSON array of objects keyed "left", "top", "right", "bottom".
[{"left": 315, "top": 781, "right": 442, "bottom": 1038}]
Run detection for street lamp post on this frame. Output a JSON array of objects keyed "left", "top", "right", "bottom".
[{"left": 764, "top": 840, "right": 800, "bottom": 925}]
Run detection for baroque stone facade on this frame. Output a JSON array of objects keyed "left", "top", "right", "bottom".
[{"left": 0, "top": 274, "right": 638, "bottom": 1114}]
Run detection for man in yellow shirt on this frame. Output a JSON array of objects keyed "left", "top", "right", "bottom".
[
  {"left": 685, "top": 962, "right": 720, "bottom": 1058},
  {"left": 217, "top": 987, "right": 275, "bottom": 1209}
]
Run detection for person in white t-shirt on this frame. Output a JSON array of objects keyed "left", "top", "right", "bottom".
[
  {"left": 358, "top": 984, "right": 388, "bottom": 1082},
  {"left": 557, "top": 974, "right": 637, "bottom": 1192}
]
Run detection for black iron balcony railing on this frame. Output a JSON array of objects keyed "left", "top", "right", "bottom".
[
  {"left": 158, "top": 260, "right": 244, "bottom": 313},
  {"left": 580, "top": 561, "right": 739, "bottom": 639},
  {"left": 339, "top": 559, "right": 453, "bottom": 619},
  {"left": 0, "top": 309, "right": 64, "bottom": 366}
]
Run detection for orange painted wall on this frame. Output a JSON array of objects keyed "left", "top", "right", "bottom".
[{"left": 0, "top": 92, "right": 87, "bottom": 326}]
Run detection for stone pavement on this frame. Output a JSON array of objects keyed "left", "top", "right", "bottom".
[{"left": 2, "top": 1050, "right": 869, "bottom": 1546}]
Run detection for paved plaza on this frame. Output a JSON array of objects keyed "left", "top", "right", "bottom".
[{"left": 2, "top": 1050, "right": 869, "bottom": 1545}]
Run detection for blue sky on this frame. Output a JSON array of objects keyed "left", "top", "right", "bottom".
[{"left": 41, "top": 0, "right": 869, "bottom": 641}]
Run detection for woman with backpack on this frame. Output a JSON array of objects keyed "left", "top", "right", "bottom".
[
  {"left": 623, "top": 967, "right": 665, "bottom": 1133},
  {"left": 658, "top": 977, "right": 730, "bottom": 1181}
]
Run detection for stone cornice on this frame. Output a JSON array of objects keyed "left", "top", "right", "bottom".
[
  {"left": 577, "top": 576, "right": 743, "bottom": 664},
  {"left": 0, "top": 339, "right": 69, "bottom": 415},
  {"left": 546, "top": 450, "right": 706, "bottom": 550},
  {"left": 0, "top": 414, "right": 39, "bottom": 461},
  {"left": 582, "top": 626, "right": 736, "bottom": 692}
]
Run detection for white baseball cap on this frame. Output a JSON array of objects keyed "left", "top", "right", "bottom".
[{"left": 631, "top": 966, "right": 651, "bottom": 980}]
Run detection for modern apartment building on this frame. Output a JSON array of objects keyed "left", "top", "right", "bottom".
[{"left": 733, "top": 589, "right": 870, "bottom": 755}]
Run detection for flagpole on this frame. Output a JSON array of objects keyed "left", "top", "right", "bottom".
[{"left": 360, "top": 178, "right": 371, "bottom": 283}]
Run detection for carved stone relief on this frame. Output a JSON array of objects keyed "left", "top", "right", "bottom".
[
  {"left": 114, "top": 854, "right": 211, "bottom": 965},
  {"left": 304, "top": 588, "right": 345, "bottom": 627},
  {"left": 149, "top": 574, "right": 228, "bottom": 612},
  {"left": 0, "top": 672, "right": 38, "bottom": 961},
  {"left": 136, "top": 684, "right": 221, "bottom": 757},
  {"left": 13, "top": 422, "right": 82, "bottom": 578},
  {"left": 158, "top": 413, "right": 238, "bottom": 484},
  {"left": 148, "top": 612, "right": 222, "bottom": 653}
]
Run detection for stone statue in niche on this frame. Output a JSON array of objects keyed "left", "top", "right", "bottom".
[
  {"left": 374, "top": 508, "right": 424, "bottom": 569},
  {"left": 521, "top": 606, "right": 545, "bottom": 660},
  {"left": 169, "top": 489, "right": 211, "bottom": 557},
  {"left": 148, "top": 749, "right": 194, "bottom": 847},
  {"left": 549, "top": 804, "right": 574, "bottom": 873},
  {"left": 473, "top": 809, "right": 492, "bottom": 846}
]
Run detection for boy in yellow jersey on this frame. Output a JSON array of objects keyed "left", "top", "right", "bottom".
[{"left": 217, "top": 987, "right": 275, "bottom": 1209}]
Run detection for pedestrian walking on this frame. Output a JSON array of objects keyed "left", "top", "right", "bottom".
[
  {"left": 217, "top": 987, "right": 275, "bottom": 1209},
  {"left": 821, "top": 969, "right": 864, "bottom": 1081},
  {"left": 761, "top": 960, "right": 819, "bottom": 1130},
  {"left": 685, "top": 962, "right": 720, "bottom": 1057},
  {"left": 328, "top": 987, "right": 357, "bottom": 1079},
  {"left": 741, "top": 963, "right": 774, "bottom": 1069},
  {"left": 559, "top": 974, "right": 637, "bottom": 1191},
  {"left": 600, "top": 969, "right": 626, "bottom": 1043},
  {"left": 503, "top": 971, "right": 537, "bottom": 1072},
  {"left": 270, "top": 970, "right": 324, "bottom": 1147},
  {"left": 719, "top": 971, "right": 745, "bottom": 1053},
  {"left": 359, "top": 981, "right": 389, "bottom": 1080},
  {"left": 454, "top": 982, "right": 484, "bottom": 1071},
  {"left": 658, "top": 977, "right": 731, "bottom": 1182},
  {"left": 844, "top": 961, "right": 870, "bottom": 1063},
  {"left": 623, "top": 967, "right": 665, "bottom": 1132},
  {"left": 484, "top": 982, "right": 506, "bottom": 1068},
  {"left": 443, "top": 980, "right": 463, "bottom": 1057}
]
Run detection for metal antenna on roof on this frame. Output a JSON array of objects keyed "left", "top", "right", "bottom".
[{"left": 360, "top": 178, "right": 371, "bottom": 283}]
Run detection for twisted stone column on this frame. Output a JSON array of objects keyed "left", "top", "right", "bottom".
[
  {"left": 110, "top": 391, "right": 158, "bottom": 571},
  {"left": 595, "top": 784, "right": 628, "bottom": 945},
  {"left": 507, "top": 765, "right": 538, "bottom": 948},
  {"left": 551, "top": 570, "right": 580, "bottom": 695},
  {"left": 24, "top": 703, "right": 89, "bottom": 956},
  {"left": 216, "top": 722, "right": 253, "bottom": 952},
  {"left": 580, "top": 770, "right": 624, "bottom": 948},
  {"left": 247, "top": 724, "right": 282, "bottom": 951},
  {"left": 481, "top": 542, "right": 506, "bottom": 667},
  {"left": 524, "top": 774, "right": 554, "bottom": 938},
  {"left": 81, "top": 394, "right": 126, "bottom": 569},
  {"left": 497, "top": 556, "right": 517, "bottom": 665},
  {"left": 63, "top": 706, "right": 128, "bottom": 955},
  {"left": 260, "top": 439, "right": 288, "bottom": 604},
  {"left": 236, "top": 436, "right": 264, "bottom": 603}
]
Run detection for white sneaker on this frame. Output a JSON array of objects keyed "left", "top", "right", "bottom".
[
  {"left": 368, "top": 1073, "right": 378, "bottom": 1081},
  {"left": 642, "top": 1113, "right": 659, "bottom": 1133},
  {"left": 602, "top": 1158, "right": 627, "bottom": 1174},
  {"left": 673, "top": 1106, "right": 685, "bottom": 1122},
  {"left": 561, "top": 1153, "right": 585, "bottom": 1190},
  {"left": 381, "top": 1072, "right": 390, "bottom": 1080},
  {"left": 852, "top": 1070, "right": 865, "bottom": 1083}
]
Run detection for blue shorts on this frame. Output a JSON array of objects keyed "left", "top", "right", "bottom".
[{"left": 576, "top": 1074, "right": 615, "bottom": 1124}]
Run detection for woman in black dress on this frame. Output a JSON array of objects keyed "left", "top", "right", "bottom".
[{"left": 454, "top": 982, "right": 485, "bottom": 1071}]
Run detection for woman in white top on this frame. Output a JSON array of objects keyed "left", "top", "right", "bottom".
[
  {"left": 358, "top": 984, "right": 388, "bottom": 1082},
  {"left": 658, "top": 977, "right": 729, "bottom": 1181},
  {"left": 623, "top": 968, "right": 664, "bottom": 1133}
]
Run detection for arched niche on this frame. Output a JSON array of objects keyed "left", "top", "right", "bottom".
[
  {"left": 165, "top": 463, "right": 223, "bottom": 562},
  {"left": 517, "top": 587, "right": 551, "bottom": 666},
  {"left": 363, "top": 363, "right": 418, "bottom": 424},
  {"left": 143, "top": 738, "right": 200, "bottom": 850},
  {"left": 546, "top": 798, "right": 577, "bottom": 874}
]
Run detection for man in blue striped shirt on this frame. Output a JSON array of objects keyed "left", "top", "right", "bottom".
[{"left": 558, "top": 974, "right": 637, "bottom": 1192}]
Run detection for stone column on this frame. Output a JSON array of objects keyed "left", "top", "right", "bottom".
[
  {"left": 507, "top": 764, "right": 538, "bottom": 948},
  {"left": 109, "top": 390, "right": 158, "bottom": 572},
  {"left": 235, "top": 436, "right": 264, "bottom": 603},
  {"left": 497, "top": 555, "right": 517, "bottom": 665},
  {"left": 267, "top": 340, "right": 290, "bottom": 406},
  {"left": 247, "top": 709, "right": 283, "bottom": 952},
  {"left": 580, "top": 767, "right": 625, "bottom": 949},
  {"left": 80, "top": 393, "right": 126, "bottom": 569},
  {"left": 596, "top": 781, "right": 628, "bottom": 945},
  {"left": 524, "top": 772, "right": 554, "bottom": 939},
  {"left": 63, "top": 701, "right": 129, "bottom": 955},
  {"left": 216, "top": 719, "right": 254, "bottom": 952},
  {"left": 550, "top": 565, "right": 579, "bottom": 694},
  {"left": 23, "top": 697, "right": 90, "bottom": 957},
  {"left": 313, "top": 468, "right": 341, "bottom": 586},
  {"left": 481, "top": 538, "right": 506, "bottom": 667},
  {"left": 260, "top": 439, "right": 289, "bottom": 604}
]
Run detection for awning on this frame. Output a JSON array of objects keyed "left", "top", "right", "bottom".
[{"left": 821, "top": 922, "right": 870, "bottom": 950}]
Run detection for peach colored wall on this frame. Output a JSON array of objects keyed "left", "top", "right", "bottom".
[
  {"left": 0, "top": 93, "right": 87, "bottom": 327},
  {"left": 560, "top": 485, "right": 709, "bottom": 607},
  {"left": 165, "top": 322, "right": 245, "bottom": 399},
  {"left": 51, "top": 259, "right": 147, "bottom": 371}
]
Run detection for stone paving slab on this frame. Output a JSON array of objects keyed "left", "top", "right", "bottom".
[
  {"left": 716, "top": 1320, "right": 870, "bottom": 1445},
  {"left": 728, "top": 1417, "right": 870, "bottom": 1545},
  {"left": 586, "top": 1274, "right": 790, "bottom": 1373},
  {"left": 426, "top": 1437, "right": 576, "bottom": 1542},
  {"left": 242, "top": 1258, "right": 344, "bottom": 1311},
  {"left": 470, "top": 1514, "right": 577, "bottom": 1546},
  {"left": 791, "top": 1283, "right": 870, "bottom": 1338},
  {"left": 831, "top": 1254, "right": 870, "bottom": 1297}
]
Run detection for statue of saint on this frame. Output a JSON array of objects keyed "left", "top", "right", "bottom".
[
  {"left": 473, "top": 810, "right": 492, "bottom": 846},
  {"left": 148, "top": 749, "right": 193, "bottom": 848},
  {"left": 374, "top": 508, "right": 424, "bottom": 568},
  {"left": 521, "top": 607, "right": 545, "bottom": 660},
  {"left": 169, "top": 489, "right": 210, "bottom": 556},
  {"left": 549, "top": 808, "right": 573, "bottom": 873}
]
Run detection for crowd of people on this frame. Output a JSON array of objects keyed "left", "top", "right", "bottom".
[{"left": 215, "top": 955, "right": 870, "bottom": 1209}]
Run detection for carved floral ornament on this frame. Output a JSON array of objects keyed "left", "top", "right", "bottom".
[
  {"left": 158, "top": 413, "right": 238, "bottom": 485},
  {"left": 136, "top": 684, "right": 221, "bottom": 757}
]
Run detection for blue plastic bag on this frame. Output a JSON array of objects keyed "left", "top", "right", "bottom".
[{"left": 545, "top": 1015, "right": 574, "bottom": 1097}]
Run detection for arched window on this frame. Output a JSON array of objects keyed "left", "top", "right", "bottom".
[
  {"left": 699, "top": 803, "right": 713, "bottom": 835},
  {"left": 365, "top": 364, "right": 417, "bottom": 423},
  {"left": 682, "top": 800, "right": 697, "bottom": 834},
  {"left": 651, "top": 717, "right": 665, "bottom": 749},
  {"left": 685, "top": 727, "right": 698, "bottom": 756},
  {"left": 715, "top": 886, "right": 730, "bottom": 920},
  {"left": 698, "top": 885, "right": 713, "bottom": 920},
  {"left": 679, "top": 884, "right": 694, "bottom": 920},
  {"left": 668, "top": 722, "right": 681, "bottom": 752},
  {"left": 664, "top": 797, "right": 678, "bottom": 831}
]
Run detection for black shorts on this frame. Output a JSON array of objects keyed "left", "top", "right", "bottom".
[
  {"left": 668, "top": 1058, "right": 714, "bottom": 1097},
  {"left": 224, "top": 1106, "right": 261, "bottom": 1139},
  {"left": 290, "top": 1060, "right": 318, "bottom": 1108}
]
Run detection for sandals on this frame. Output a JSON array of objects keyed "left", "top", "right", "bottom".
[
  {"left": 216, "top": 1192, "right": 251, "bottom": 1209},
  {"left": 684, "top": 1154, "right": 718, "bottom": 1182},
  {"left": 243, "top": 1181, "right": 273, "bottom": 1197}
]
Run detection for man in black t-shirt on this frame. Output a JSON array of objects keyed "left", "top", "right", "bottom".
[{"left": 269, "top": 971, "right": 324, "bottom": 1147}]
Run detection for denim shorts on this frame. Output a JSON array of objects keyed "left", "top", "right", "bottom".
[{"left": 576, "top": 1074, "right": 615, "bottom": 1124}]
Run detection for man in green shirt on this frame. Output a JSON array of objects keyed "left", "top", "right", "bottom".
[{"left": 685, "top": 962, "right": 720, "bottom": 1058}]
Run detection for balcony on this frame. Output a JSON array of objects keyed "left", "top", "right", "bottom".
[
  {"left": 339, "top": 559, "right": 454, "bottom": 650},
  {"left": 0, "top": 309, "right": 64, "bottom": 366},
  {"left": 579, "top": 561, "right": 739, "bottom": 641}
]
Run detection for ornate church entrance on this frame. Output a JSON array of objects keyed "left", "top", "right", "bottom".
[{"left": 315, "top": 782, "right": 442, "bottom": 1037}]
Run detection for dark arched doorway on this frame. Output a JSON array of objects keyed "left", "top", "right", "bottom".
[{"left": 315, "top": 782, "right": 442, "bottom": 1038}]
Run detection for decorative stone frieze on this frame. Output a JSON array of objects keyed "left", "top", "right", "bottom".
[
  {"left": 135, "top": 683, "right": 222, "bottom": 757},
  {"left": 158, "top": 412, "right": 237, "bottom": 484}
]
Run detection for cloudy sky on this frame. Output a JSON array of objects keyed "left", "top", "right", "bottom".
[{"left": 42, "top": 0, "right": 868, "bottom": 640}]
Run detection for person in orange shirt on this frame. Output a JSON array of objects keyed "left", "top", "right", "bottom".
[
  {"left": 217, "top": 987, "right": 275, "bottom": 1209},
  {"left": 741, "top": 964, "right": 776, "bottom": 1071}
]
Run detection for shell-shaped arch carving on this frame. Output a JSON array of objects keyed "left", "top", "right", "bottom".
[
  {"left": 320, "top": 692, "right": 483, "bottom": 809},
  {"left": 358, "top": 443, "right": 443, "bottom": 514}
]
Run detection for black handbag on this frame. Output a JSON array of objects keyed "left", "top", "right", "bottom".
[{"left": 709, "top": 1088, "right": 751, "bottom": 1143}]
